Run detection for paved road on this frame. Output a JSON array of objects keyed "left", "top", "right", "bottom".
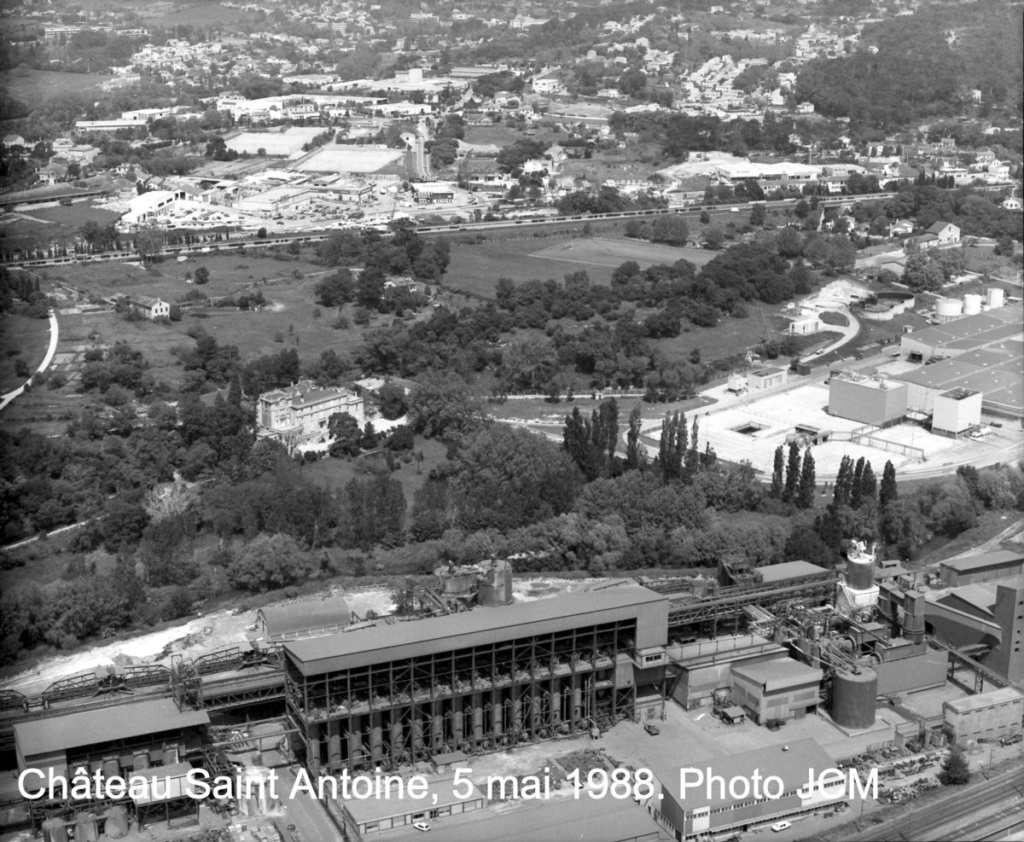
[
  {"left": 798, "top": 307, "right": 860, "bottom": 364},
  {"left": 0, "top": 308, "right": 59, "bottom": 413}
]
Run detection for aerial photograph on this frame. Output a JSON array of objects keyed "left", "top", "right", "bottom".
[{"left": 0, "top": 0, "right": 1021, "bottom": 840}]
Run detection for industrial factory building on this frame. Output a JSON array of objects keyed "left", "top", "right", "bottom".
[
  {"left": 942, "top": 686, "right": 1024, "bottom": 744},
  {"left": 828, "top": 372, "right": 909, "bottom": 427},
  {"left": 730, "top": 658, "right": 824, "bottom": 725},
  {"left": 925, "top": 575, "right": 1024, "bottom": 685},
  {"left": 14, "top": 698, "right": 209, "bottom": 781},
  {"left": 257, "top": 594, "right": 352, "bottom": 641},
  {"left": 650, "top": 740, "right": 847, "bottom": 841},
  {"left": 283, "top": 583, "right": 669, "bottom": 775},
  {"left": 939, "top": 550, "right": 1024, "bottom": 586},
  {"left": 892, "top": 303, "right": 1024, "bottom": 421}
]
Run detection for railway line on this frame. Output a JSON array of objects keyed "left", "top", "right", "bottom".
[
  {"left": 836, "top": 767, "right": 1024, "bottom": 842},
  {"left": 1, "top": 194, "right": 891, "bottom": 269}
]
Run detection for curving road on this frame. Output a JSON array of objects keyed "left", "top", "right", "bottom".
[
  {"left": 799, "top": 308, "right": 861, "bottom": 364},
  {"left": 0, "top": 308, "right": 59, "bottom": 413}
]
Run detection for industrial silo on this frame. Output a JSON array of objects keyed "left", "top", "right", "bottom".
[
  {"left": 831, "top": 668, "right": 877, "bottom": 730},
  {"left": 74, "top": 812, "right": 99, "bottom": 842},
  {"left": 845, "top": 555, "right": 875, "bottom": 590},
  {"left": 962, "top": 294, "right": 982, "bottom": 315},
  {"left": 935, "top": 298, "right": 963, "bottom": 322},
  {"left": 41, "top": 817, "right": 68, "bottom": 842},
  {"left": 435, "top": 564, "right": 477, "bottom": 599},
  {"left": 902, "top": 590, "right": 926, "bottom": 644},
  {"left": 987, "top": 287, "right": 1005, "bottom": 309},
  {"left": 477, "top": 559, "right": 514, "bottom": 606},
  {"left": 104, "top": 805, "right": 129, "bottom": 839}
]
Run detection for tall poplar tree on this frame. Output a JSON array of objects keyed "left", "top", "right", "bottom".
[
  {"left": 797, "top": 448, "right": 816, "bottom": 509},
  {"left": 783, "top": 441, "right": 802, "bottom": 503}
]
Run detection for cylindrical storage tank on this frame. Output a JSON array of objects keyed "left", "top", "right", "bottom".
[
  {"left": 477, "top": 559, "right": 514, "bottom": 606},
  {"left": 102, "top": 757, "right": 119, "bottom": 778},
  {"left": 75, "top": 812, "right": 99, "bottom": 842},
  {"left": 963, "top": 293, "right": 982, "bottom": 315},
  {"left": 104, "top": 805, "right": 129, "bottom": 839},
  {"left": 902, "top": 591, "right": 926, "bottom": 644},
  {"left": 987, "top": 287, "right": 1004, "bottom": 309},
  {"left": 328, "top": 733, "right": 342, "bottom": 768},
  {"left": 846, "top": 558, "right": 875, "bottom": 590},
  {"left": 435, "top": 565, "right": 476, "bottom": 597},
  {"left": 831, "top": 668, "right": 877, "bottom": 730},
  {"left": 935, "top": 298, "right": 963, "bottom": 322},
  {"left": 41, "top": 817, "right": 68, "bottom": 842}
]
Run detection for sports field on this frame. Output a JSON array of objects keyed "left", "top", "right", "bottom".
[
  {"left": 530, "top": 237, "right": 715, "bottom": 270},
  {"left": 294, "top": 146, "right": 405, "bottom": 173}
]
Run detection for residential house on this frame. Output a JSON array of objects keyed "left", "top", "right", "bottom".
[
  {"left": 128, "top": 295, "right": 171, "bottom": 320},
  {"left": 257, "top": 381, "right": 365, "bottom": 450}
]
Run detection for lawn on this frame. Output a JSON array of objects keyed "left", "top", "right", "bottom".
[
  {"left": 20, "top": 204, "right": 121, "bottom": 227},
  {"left": 0, "top": 312, "right": 51, "bottom": 394},
  {"left": 0, "top": 69, "right": 116, "bottom": 104}
]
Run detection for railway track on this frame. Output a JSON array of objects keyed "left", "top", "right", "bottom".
[{"left": 836, "top": 767, "right": 1024, "bottom": 842}]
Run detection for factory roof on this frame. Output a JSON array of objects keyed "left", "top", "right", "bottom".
[
  {"left": 386, "top": 790, "right": 660, "bottom": 842},
  {"left": 902, "top": 313, "right": 1008, "bottom": 347},
  {"left": 14, "top": 699, "right": 210, "bottom": 759},
  {"left": 258, "top": 593, "right": 351, "bottom": 639},
  {"left": 939, "top": 550, "right": 1024, "bottom": 572},
  {"left": 732, "top": 657, "right": 823, "bottom": 689},
  {"left": 937, "top": 583, "right": 996, "bottom": 617},
  {"left": 757, "top": 561, "right": 829, "bottom": 582},
  {"left": 285, "top": 583, "right": 667, "bottom": 676},
  {"left": 344, "top": 775, "right": 484, "bottom": 824},
  {"left": 655, "top": 739, "right": 834, "bottom": 811},
  {"left": 944, "top": 686, "right": 1024, "bottom": 713}
]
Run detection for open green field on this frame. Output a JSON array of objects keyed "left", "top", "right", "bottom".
[
  {"left": 0, "top": 69, "right": 116, "bottom": 104},
  {"left": 2, "top": 204, "right": 122, "bottom": 253},
  {"left": 463, "top": 124, "right": 561, "bottom": 149},
  {"left": 141, "top": 2, "right": 245, "bottom": 24},
  {"left": 530, "top": 237, "right": 715, "bottom": 271},
  {"left": 443, "top": 233, "right": 713, "bottom": 298},
  {"left": 21, "top": 204, "right": 121, "bottom": 227},
  {"left": 0, "top": 312, "right": 50, "bottom": 394}
]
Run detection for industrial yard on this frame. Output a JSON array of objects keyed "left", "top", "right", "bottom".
[{"left": 2, "top": 542, "right": 1022, "bottom": 842}]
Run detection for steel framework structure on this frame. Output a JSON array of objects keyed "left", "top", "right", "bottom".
[{"left": 286, "top": 618, "right": 643, "bottom": 774}]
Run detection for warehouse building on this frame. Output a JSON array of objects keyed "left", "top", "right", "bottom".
[
  {"left": 939, "top": 551, "right": 1024, "bottom": 587},
  {"left": 257, "top": 594, "right": 352, "bottom": 641},
  {"left": 283, "top": 583, "right": 669, "bottom": 774},
  {"left": 235, "top": 186, "right": 314, "bottom": 218},
  {"left": 14, "top": 698, "right": 209, "bottom": 783},
  {"left": 730, "top": 658, "right": 824, "bottom": 725},
  {"left": 649, "top": 739, "right": 846, "bottom": 840},
  {"left": 827, "top": 372, "right": 908, "bottom": 427},
  {"left": 667, "top": 635, "right": 789, "bottom": 710},
  {"left": 410, "top": 183, "right": 456, "bottom": 204},
  {"left": 931, "top": 387, "right": 983, "bottom": 437},
  {"left": 943, "top": 687, "right": 1024, "bottom": 744},
  {"left": 925, "top": 576, "right": 1024, "bottom": 685},
  {"left": 334, "top": 775, "right": 486, "bottom": 839}
]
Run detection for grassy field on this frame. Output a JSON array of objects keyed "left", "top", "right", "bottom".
[
  {"left": 444, "top": 233, "right": 713, "bottom": 298},
  {"left": 21, "top": 204, "right": 121, "bottom": 227},
  {"left": 530, "top": 237, "right": 715, "bottom": 271},
  {"left": 0, "top": 69, "right": 116, "bottom": 104},
  {"left": 3, "top": 204, "right": 122, "bottom": 253},
  {"left": 141, "top": 2, "right": 245, "bottom": 24},
  {"left": 0, "top": 312, "right": 51, "bottom": 394}
]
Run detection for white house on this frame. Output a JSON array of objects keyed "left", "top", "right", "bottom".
[
  {"left": 128, "top": 295, "right": 170, "bottom": 320},
  {"left": 257, "top": 381, "right": 365, "bottom": 450}
]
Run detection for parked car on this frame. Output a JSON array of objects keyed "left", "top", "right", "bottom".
[
  {"left": 1000, "top": 733, "right": 1023, "bottom": 746},
  {"left": 413, "top": 821, "right": 431, "bottom": 832},
  {"left": 644, "top": 722, "right": 660, "bottom": 736},
  {"left": 766, "top": 719, "right": 785, "bottom": 731},
  {"left": 771, "top": 821, "right": 792, "bottom": 832}
]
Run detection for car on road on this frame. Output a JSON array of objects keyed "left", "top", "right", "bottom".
[
  {"left": 771, "top": 821, "right": 792, "bottom": 832},
  {"left": 413, "top": 821, "right": 431, "bottom": 831}
]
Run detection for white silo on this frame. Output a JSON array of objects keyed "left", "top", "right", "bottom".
[
  {"left": 935, "top": 298, "right": 963, "bottom": 323},
  {"left": 963, "top": 293, "right": 982, "bottom": 315},
  {"left": 986, "top": 287, "right": 1004, "bottom": 309}
]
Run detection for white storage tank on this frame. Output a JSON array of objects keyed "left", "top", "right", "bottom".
[
  {"left": 987, "top": 287, "right": 1005, "bottom": 309},
  {"left": 935, "top": 298, "right": 963, "bottom": 322},
  {"left": 963, "top": 293, "right": 982, "bottom": 315}
]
